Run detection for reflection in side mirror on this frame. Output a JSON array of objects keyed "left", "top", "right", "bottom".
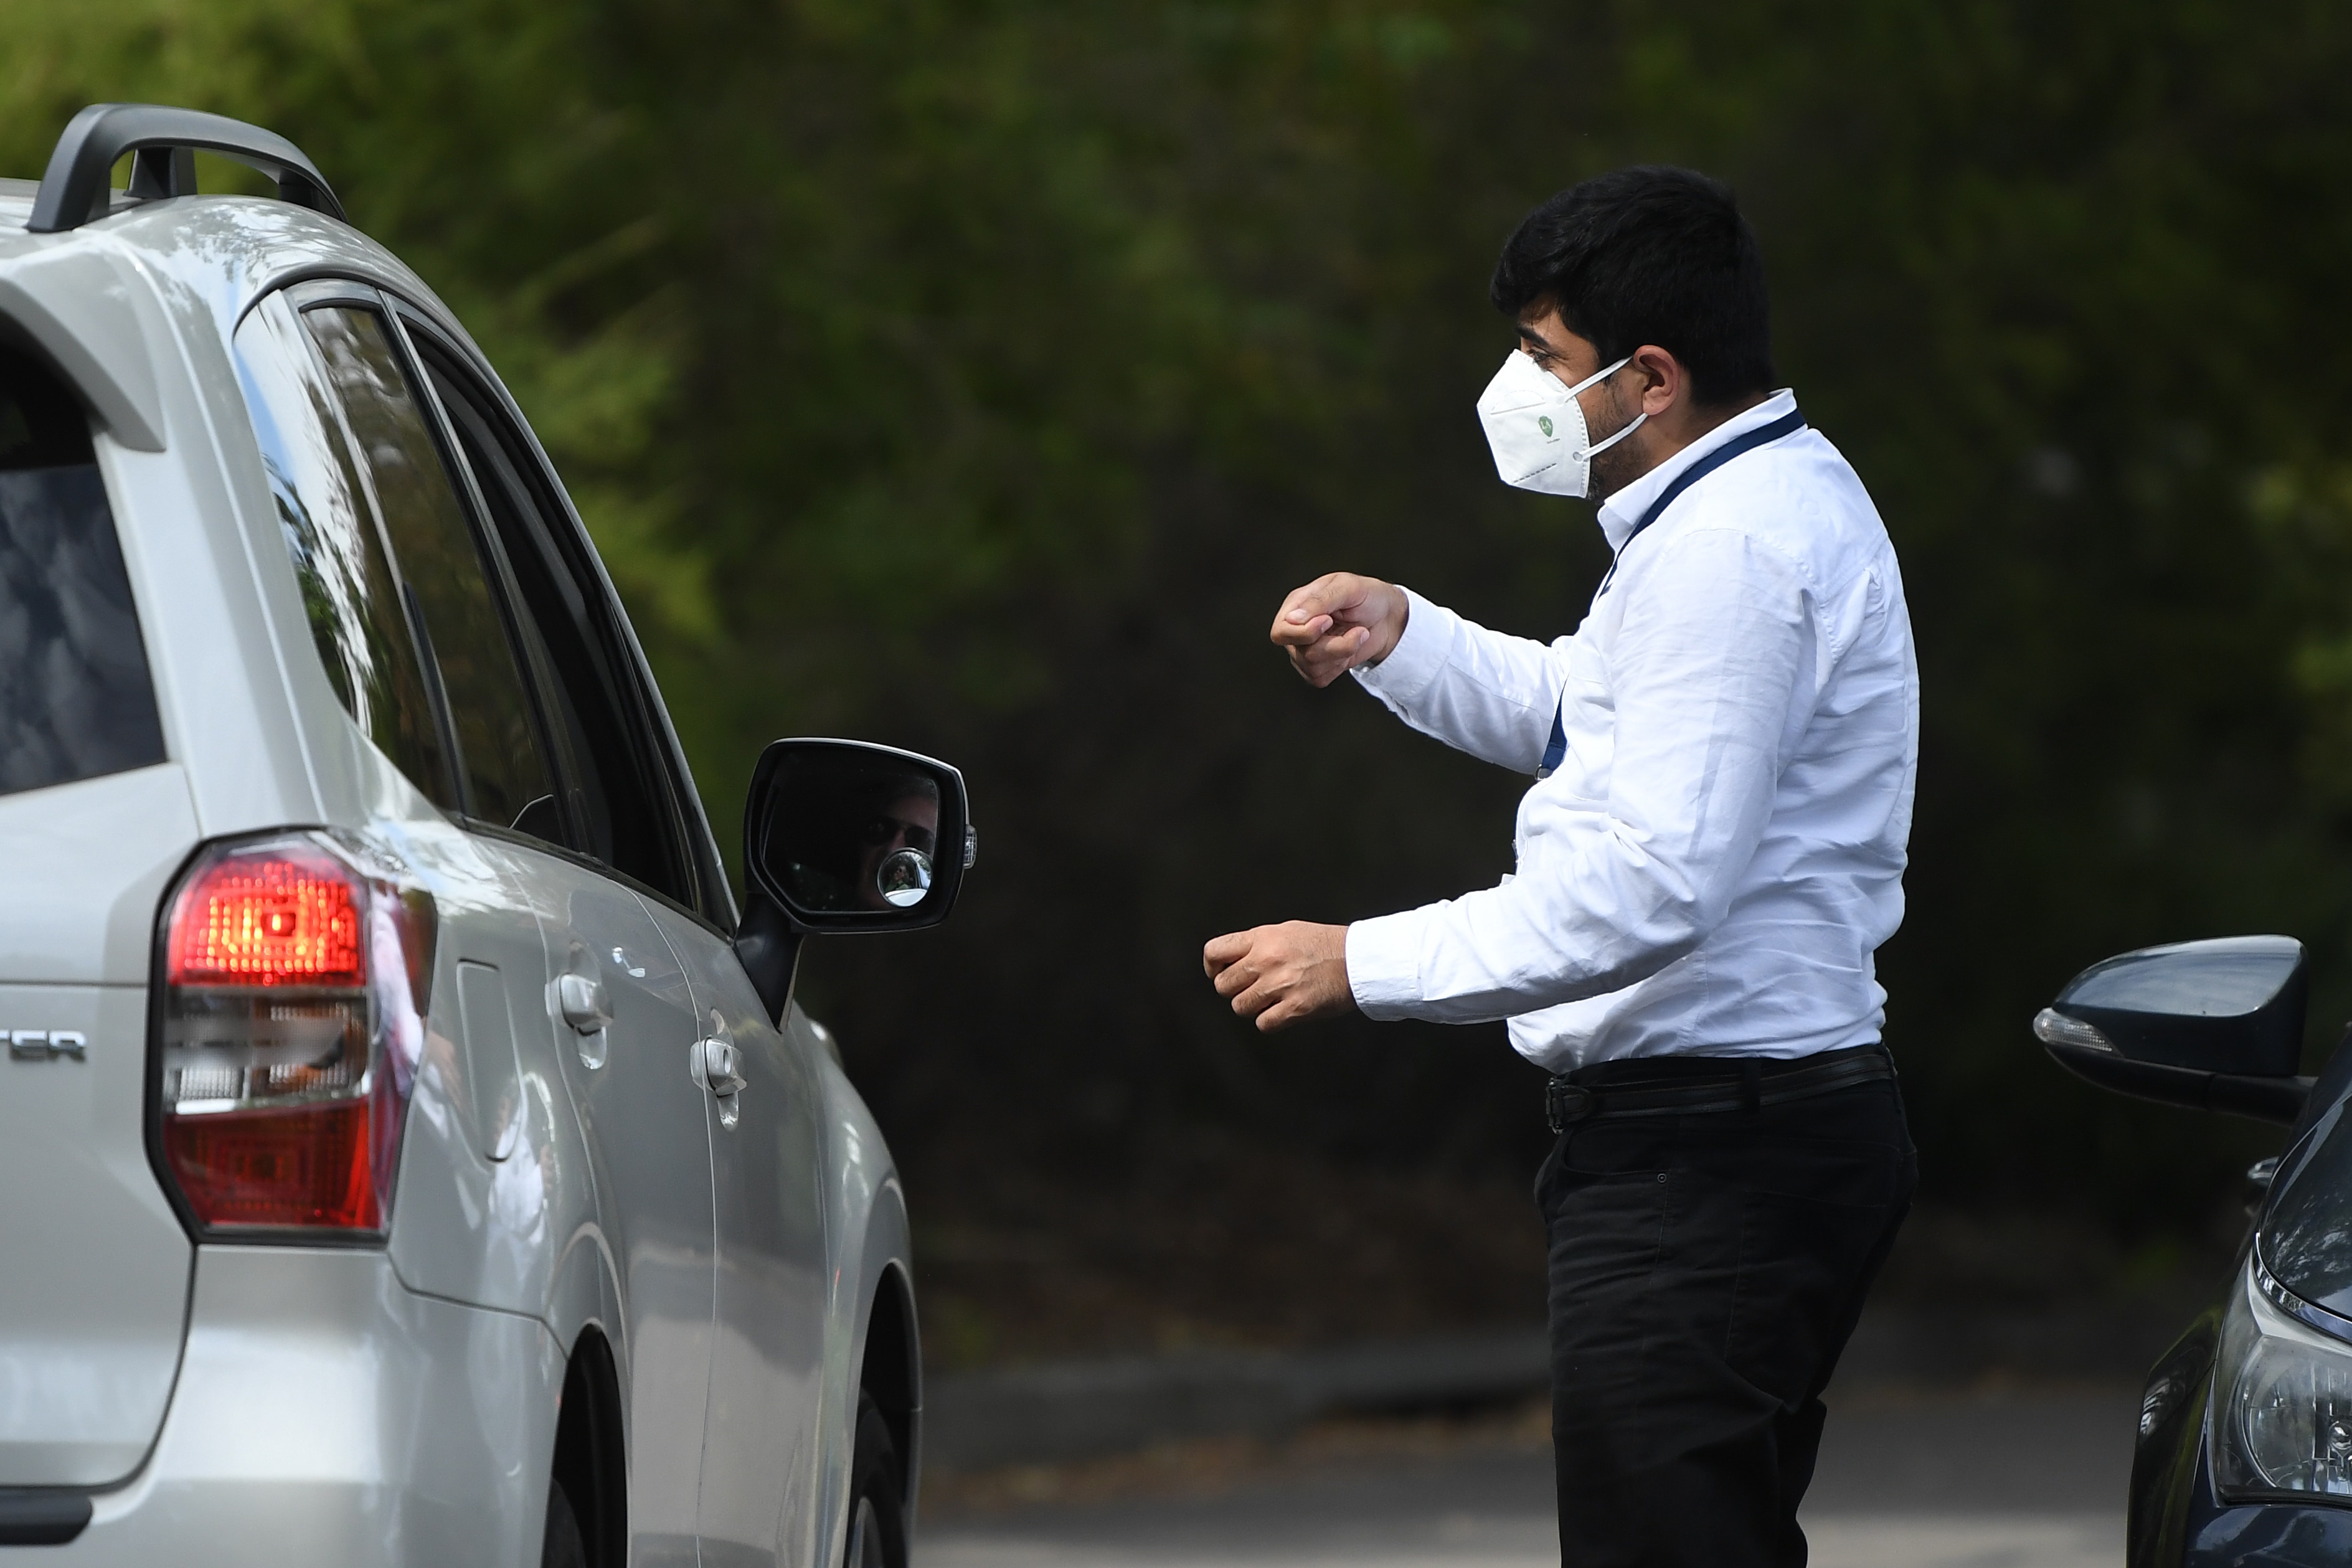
[
  {"left": 2033, "top": 935, "right": 2313, "bottom": 1124},
  {"left": 876, "top": 846, "right": 932, "bottom": 908},
  {"left": 742, "top": 737, "right": 972, "bottom": 932}
]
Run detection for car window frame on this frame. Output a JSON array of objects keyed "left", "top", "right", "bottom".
[
  {"left": 383, "top": 300, "right": 736, "bottom": 935},
  {"left": 285, "top": 284, "right": 569, "bottom": 839}
]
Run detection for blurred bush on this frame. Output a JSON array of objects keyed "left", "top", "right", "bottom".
[{"left": 11, "top": 0, "right": 2352, "bottom": 1286}]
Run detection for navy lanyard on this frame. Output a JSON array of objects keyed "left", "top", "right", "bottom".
[{"left": 1537, "top": 406, "right": 1807, "bottom": 778}]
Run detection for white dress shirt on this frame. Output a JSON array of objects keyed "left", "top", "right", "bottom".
[{"left": 1344, "top": 390, "right": 1918, "bottom": 1073}]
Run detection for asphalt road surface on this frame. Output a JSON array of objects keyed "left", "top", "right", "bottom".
[{"left": 922, "top": 1385, "right": 2137, "bottom": 1568}]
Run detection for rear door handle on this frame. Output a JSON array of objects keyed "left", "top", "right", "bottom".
[
  {"left": 557, "top": 973, "right": 610, "bottom": 1032},
  {"left": 693, "top": 1037, "right": 747, "bottom": 1096}
]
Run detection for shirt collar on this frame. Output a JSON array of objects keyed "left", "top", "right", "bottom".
[{"left": 1594, "top": 388, "right": 1800, "bottom": 551}]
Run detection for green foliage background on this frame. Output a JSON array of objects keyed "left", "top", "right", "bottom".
[{"left": 12, "top": 0, "right": 2352, "bottom": 1307}]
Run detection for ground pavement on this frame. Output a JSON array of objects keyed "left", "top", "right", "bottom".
[{"left": 920, "top": 1383, "right": 2137, "bottom": 1568}]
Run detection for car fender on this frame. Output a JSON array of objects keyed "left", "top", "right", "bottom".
[{"left": 791, "top": 1003, "right": 918, "bottom": 1567}]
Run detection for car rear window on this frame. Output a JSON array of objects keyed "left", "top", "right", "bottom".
[{"left": 0, "top": 344, "right": 166, "bottom": 796}]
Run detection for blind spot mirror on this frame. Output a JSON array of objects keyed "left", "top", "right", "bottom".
[
  {"left": 741, "top": 738, "right": 971, "bottom": 933},
  {"left": 876, "top": 847, "right": 932, "bottom": 908}
]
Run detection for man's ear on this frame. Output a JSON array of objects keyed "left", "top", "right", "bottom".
[{"left": 1630, "top": 344, "right": 1684, "bottom": 416}]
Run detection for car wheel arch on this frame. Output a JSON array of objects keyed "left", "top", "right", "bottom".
[
  {"left": 550, "top": 1323, "right": 628, "bottom": 1568},
  {"left": 859, "top": 1259, "right": 920, "bottom": 1504}
]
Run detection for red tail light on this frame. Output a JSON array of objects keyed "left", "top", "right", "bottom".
[{"left": 156, "top": 834, "right": 435, "bottom": 1234}]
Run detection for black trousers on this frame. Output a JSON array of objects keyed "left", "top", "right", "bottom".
[{"left": 1535, "top": 1051, "right": 1915, "bottom": 1568}]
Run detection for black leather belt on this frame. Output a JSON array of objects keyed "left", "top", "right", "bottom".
[{"left": 1544, "top": 1048, "right": 1894, "bottom": 1134}]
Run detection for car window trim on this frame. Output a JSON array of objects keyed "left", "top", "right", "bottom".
[
  {"left": 394, "top": 316, "right": 689, "bottom": 891},
  {"left": 309, "top": 288, "right": 570, "bottom": 833},
  {"left": 366, "top": 303, "right": 587, "bottom": 848},
  {"left": 390, "top": 302, "right": 730, "bottom": 925}
]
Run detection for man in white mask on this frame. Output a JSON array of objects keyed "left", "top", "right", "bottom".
[{"left": 1202, "top": 168, "right": 1918, "bottom": 1567}]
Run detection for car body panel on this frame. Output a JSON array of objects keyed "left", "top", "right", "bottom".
[
  {"left": 0, "top": 764, "right": 197, "bottom": 986},
  {"left": 490, "top": 843, "right": 718, "bottom": 1567},
  {"left": 648, "top": 901, "right": 833, "bottom": 1568},
  {"left": 0, "top": 981, "right": 191, "bottom": 1486},
  {"left": 806, "top": 1014, "right": 921, "bottom": 1563},
  {"left": 60, "top": 1247, "right": 560, "bottom": 1568}
]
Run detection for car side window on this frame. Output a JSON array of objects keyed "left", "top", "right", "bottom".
[
  {"left": 410, "top": 338, "right": 701, "bottom": 911},
  {"left": 0, "top": 344, "right": 168, "bottom": 796},
  {"left": 234, "top": 293, "right": 453, "bottom": 805},
  {"left": 297, "top": 303, "right": 562, "bottom": 839}
]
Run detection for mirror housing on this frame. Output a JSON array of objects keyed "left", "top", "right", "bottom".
[
  {"left": 2034, "top": 935, "right": 2313, "bottom": 1123},
  {"left": 732, "top": 737, "right": 974, "bottom": 1024}
]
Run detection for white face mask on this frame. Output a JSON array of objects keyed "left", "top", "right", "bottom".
[{"left": 1475, "top": 349, "right": 1646, "bottom": 498}]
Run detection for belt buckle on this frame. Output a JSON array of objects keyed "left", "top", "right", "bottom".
[{"left": 1546, "top": 1080, "right": 1595, "bottom": 1134}]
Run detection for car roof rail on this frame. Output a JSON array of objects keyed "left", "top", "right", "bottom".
[{"left": 26, "top": 103, "right": 345, "bottom": 235}]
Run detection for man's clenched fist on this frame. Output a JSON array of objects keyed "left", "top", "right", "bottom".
[
  {"left": 1202, "top": 921, "right": 1356, "bottom": 1032},
  {"left": 1269, "top": 573, "right": 1408, "bottom": 687}
]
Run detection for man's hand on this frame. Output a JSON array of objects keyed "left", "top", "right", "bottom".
[
  {"left": 1270, "top": 574, "right": 1407, "bottom": 687},
  {"left": 1202, "top": 921, "right": 1356, "bottom": 1032}
]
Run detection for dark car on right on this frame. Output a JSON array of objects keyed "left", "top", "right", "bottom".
[{"left": 2038, "top": 935, "right": 2352, "bottom": 1564}]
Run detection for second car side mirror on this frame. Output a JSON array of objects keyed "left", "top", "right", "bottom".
[
  {"left": 2034, "top": 935, "right": 2313, "bottom": 1123},
  {"left": 732, "top": 738, "right": 976, "bottom": 1024}
]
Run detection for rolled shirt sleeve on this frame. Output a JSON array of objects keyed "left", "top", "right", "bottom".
[{"left": 1347, "top": 529, "right": 1816, "bottom": 1023}]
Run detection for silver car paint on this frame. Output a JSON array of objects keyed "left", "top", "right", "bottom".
[
  {"left": 645, "top": 897, "right": 833, "bottom": 1567},
  {"left": 0, "top": 182, "right": 920, "bottom": 1561},
  {"left": 68, "top": 1247, "right": 561, "bottom": 1567},
  {"left": 480, "top": 838, "right": 720, "bottom": 1565},
  {"left": 0, "top": 976, "right": 189, "bottom": 1485}
]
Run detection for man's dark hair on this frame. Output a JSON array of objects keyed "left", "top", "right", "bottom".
[{"left": 1490, "top": 167, "right": 1773, "bottom": 406}]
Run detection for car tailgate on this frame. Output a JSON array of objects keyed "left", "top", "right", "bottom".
[{"left": 0, "top": 765, "right": 201, "bottom": 1485}]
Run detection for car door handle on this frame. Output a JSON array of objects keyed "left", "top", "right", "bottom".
[
  {"left": 557, "top": 973, "right": 611, "bottom": 1032},
  {"left": 692, "top": 1037, "right": 747, "bottom": 1097}
]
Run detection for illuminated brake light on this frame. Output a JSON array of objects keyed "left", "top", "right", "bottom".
[
  {"left": 169, "top": 857, "right": 364, "bottom": 987},
  {"left": 155, "top": 834, "right": 435, "bottom": 1234}
]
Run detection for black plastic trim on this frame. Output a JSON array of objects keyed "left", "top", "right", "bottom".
[
  {"left": 0, "top": 1490, "right": 92, "bottom": 1546},
  {"left": 2043, "top": 1037, "right": 2312, "bottom": 1124},
  {"left": 29, "top": 103, "right": 343, "bottom": 234},
  {"left": 733, "top": 890, "right": 804, "bottom": 1027}
]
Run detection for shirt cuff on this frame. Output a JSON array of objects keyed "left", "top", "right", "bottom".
[
  {"left": 1349, "top": 587, "right": 1455, "bottom": 707},
  {"left": 1345, "top": 913, "right": 1426, "bottom": 1021}
]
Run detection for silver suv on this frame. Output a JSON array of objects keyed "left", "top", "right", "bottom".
[{"left": 0, "top": 103, "right": 970, "bottom": 1567}]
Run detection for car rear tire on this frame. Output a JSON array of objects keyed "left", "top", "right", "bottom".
[
  {"left": 541, "top": 1477, "right": 588, "bottom": 1568},
  {"left": 844, "top": 1391, "right": 909, "bottom": 1568}
]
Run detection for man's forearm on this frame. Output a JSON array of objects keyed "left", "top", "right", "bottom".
[{"left": 1353, "top": 590, "right": 1567, "bottom": 775}]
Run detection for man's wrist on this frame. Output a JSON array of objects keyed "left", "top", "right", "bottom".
[
  {"left": 1351, "top": 587, "right": 1450, "bottom": 704},
  {"left": 1364, "top": 586, "right": 1409, "bottom": 666}
]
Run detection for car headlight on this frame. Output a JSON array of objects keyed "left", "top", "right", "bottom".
[{"left": 2215, "top": 1260, "right": 2352, "bottom": 1501}]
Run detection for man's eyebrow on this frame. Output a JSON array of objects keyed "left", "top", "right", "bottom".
[{"left": 1516, "top": 324, "right": 1564, "bottom": 356}]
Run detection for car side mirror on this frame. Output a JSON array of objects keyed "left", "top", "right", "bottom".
[
  {"left": 2034, "top": 935, "right": 2313, "bottom": 1123},
  {"left": 732, "top": 738, "right": 975, "bottom": 1024}
]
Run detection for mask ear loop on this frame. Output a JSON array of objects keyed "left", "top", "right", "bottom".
[
  {"left": 1557, "top": 352, "right": 1634, "bottom": 399},
  {"left": 1581, "top": 410, "right": 1646, "bottom": 461},
  {"left": 1568, "top": 356, "right": 1644, "bottom": 461}
]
